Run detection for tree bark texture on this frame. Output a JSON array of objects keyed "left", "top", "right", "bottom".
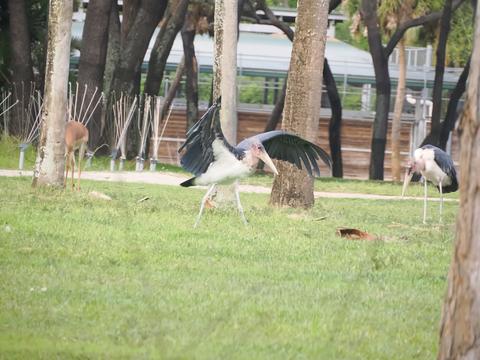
[
  {"left": 76, "top": 0, "right": 111, "bottom": 147},
  {"left": 391, "top": 39, "right": 406, "bottom": 182},
  {"left": 437, "top": 2, "right": 480, "bottom": 356},
  {"left": 33, "top": 0, "right": 73, "bottom": 188},
  {"left": 270, "top": 0, "right": 329, "bottom": 208},
  {"left": 182, "top": 10, "right": 199, "bottom": 131},
  {"left": 258, "top": 0, "right": 343, "bottom": 178},
  {"left": 8, "top": 0, "right": 34, "bottom": 137},
  {"left": 439, "top": 57, "right": 470, "bottom": 150},
  {"left": 213, "top": 0, "right": 238, "bottom": 144},
  {"left": 144, "top": 0, "right": 189, "bottom": 96},
  {"left": 426, "top": 0, "right": 454, "bottom": 146},
  {"left": 362, "top": 0, "right": 391, "bottom": 180},
  {"left": 111, "top": 0, "right": 167, "bottom": 95}
]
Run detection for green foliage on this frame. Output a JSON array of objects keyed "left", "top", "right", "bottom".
[
  {"left": 265, "top": 0, "right": 296, "bottom": 9},
  {"left": 0, "top": 176, "right": 457, "bottom": 358},
  {"left": 335, "top": 21, "right": 369, "bottom": 51},
  {"left": 447, "top": 1, "right": 474, "bottom": 67}
]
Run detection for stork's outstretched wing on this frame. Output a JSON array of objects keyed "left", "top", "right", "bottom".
[
  {"left": 238, "top": 130, "right": 332, "bottom": 176},
  {"left": 178, "top": 100, "right": 238, "bottom": 176}
]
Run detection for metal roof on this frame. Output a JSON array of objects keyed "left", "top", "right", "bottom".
[{"left": 71, "top": 21, "right": 462, "bottom": 89}]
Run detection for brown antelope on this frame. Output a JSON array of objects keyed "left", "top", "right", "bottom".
[{"left": 65, "top": 121, "right": 89, "bottom": 190}]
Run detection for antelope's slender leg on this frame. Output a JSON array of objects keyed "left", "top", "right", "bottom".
[
  {"left": 71, "top": 152, "right": 76, "bottom": 190},
  {"left": 64, "top": 152, "right": 70, "bottom": 188},
  {"left": 194, "top": 184, "right": 217, "bottom": 228},
  {"left": 439, "top": 181, "right": 443, "bottom": 224},
  {"left": 423, "top": 177, "right": 428, "bottom": 224},
  {"left": 234, "top": 181, "right": 248, "bottom": 226}
]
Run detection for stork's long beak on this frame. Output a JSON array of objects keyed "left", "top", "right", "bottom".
[
  {"left": 402, "top": 167, "right": 414, "bottom": 198},
  {"left": 259, "top": 151, "right": 279, "bottom": 175}
]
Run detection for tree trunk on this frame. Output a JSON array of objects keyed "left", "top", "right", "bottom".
[
  {"left": 8, "top": 0, "right": 34, "bottom": 137},
  {"left": 437, "top": 2, "right": 480, "bottom": 356},
  {"left": 32, "top": 0, "right": 72, "bottom": 188},
  {"left": 103, "top": 0, "right": 121, "bottom": 99},
  {"left": 426, "top": 0, "right": 454, "bottom": 146},
  {"left": 182, "top": 10, "right": 199, "bottom": 131},
  {"left": 324, "top": 58, "right": 343, "bottom": 178},
  {"left": 439, "top": 56, "right": 470, "bottom": 150},
  {"left": 264, "top": 80, "right": 287, "bottom": 132},
  {"left": 213, "top": 0, "right": 238, "bottom": 143},
  {"left": 161, "top": 58, "right": 185, "bottom": 120},
  {"left": 391, "top": 39, "right": 406, "bottom": 181},
  {"left": 362, "top": 0, "right": 391, "bottom": 180},
  {"left": 144, "top": 0, "right": 189, "bottom": 96},
  {"left": 270, "top": 0, "right": 329, "bottom": 208},
  {"left": 76, "top": 0, "right": 111, "bottom": 147},
  {"left": 111, "top": 0, "right": 167, "bottom": 96}
]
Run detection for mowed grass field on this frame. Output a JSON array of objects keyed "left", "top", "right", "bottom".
[{"left": 0, "top": 175, "right": 458, "bottom": 359}]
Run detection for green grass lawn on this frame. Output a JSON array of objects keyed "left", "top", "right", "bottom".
[
  {"left": 0, "top": 136, "right": 458, "bottom": 199},
  {"left": 0, "top": 176, "right": 457, "bottom": 359}
]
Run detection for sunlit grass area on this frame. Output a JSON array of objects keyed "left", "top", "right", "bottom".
[{"left": 0, "top": 176, "right": 457, "bottom": 358}]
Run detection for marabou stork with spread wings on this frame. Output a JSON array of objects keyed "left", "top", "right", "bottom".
[
  {"left": 178, "top": 99, "right": 332, "bottom": 227},
  {"left": 402, "top": 145, "right": 458, "bottom": 224}
]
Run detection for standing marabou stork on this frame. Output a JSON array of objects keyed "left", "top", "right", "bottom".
[
  {"left": 178, "top": 100, "right": 332, "bottom": 227},
  {"left": 402, "top": 144, "right": 458, "bottom": 224}
]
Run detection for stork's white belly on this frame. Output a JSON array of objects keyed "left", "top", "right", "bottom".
[
  {"left": 195, "top": 139, "right": 252, "bottom": 185},
  {"left": 422, "top": 160, "right": 452, "bottom": 187}
]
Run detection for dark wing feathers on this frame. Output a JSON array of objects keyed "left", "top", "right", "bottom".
[
  {"left": 240, "top": 130, "right": 332, "bottom": 176},
  {"left": 422, "top": 145, "right": 458, "bottom": 193},
  {"left": 178, "top": 101, "right": 234, "bottom": 176}
]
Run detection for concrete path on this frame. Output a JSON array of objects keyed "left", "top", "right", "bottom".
[{"left": 0, "top": 169, "right": 456, "bottom": 202}]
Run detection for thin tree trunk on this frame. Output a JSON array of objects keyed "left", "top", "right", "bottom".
[
  {"left": 391, "top": 39, "right": 406, "bottom": 181},
  {"left": 425, "top": 0, "right": 454, "bottom": 146},
  {"left": 264, "top": 80, "right": 287, "bottom": 132},
  {"left": 103, "top": 0, "right": 121, "bottom": 99},
  {"left": 33, "top": 0, "right": 73, "bottom": 187},
  {"left": 437, "top": 2, "right": 480, "bottom": 356},
  {"left": 324, "top": 58, "right": 343, "bottom": 178},
  {"left": 76, "top": 0, "right": 111, "bottom": 147},
  {"left": 161, "top": 58, "right": 185, "bottom": 120},
  {"left": 8, "top": 0, "right": 34, "bottom": 137},
  {"left": 439, "top": 57, "right": 470, "bottom": 150},
  {"left": 270, "top": 0, "right": 329, "bottom": 208},
  {"left": 144, "top": 0, "right": 189, "bottom": 96},
  {"left": 111, "top": 0, "right": 167, "bottom": 96},
  {"left": 182, "top": 10, "right": 199, "bottom": 131},
  {"left": 362, "top": 0, "right": 391, "bottom": 180}
]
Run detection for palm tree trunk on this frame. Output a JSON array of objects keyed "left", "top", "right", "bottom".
[
  {"left": 182, "top": 10, "right": 199, "bottom": 131},
  {"left": 391, "top": 39, "right": 406, "bottom": 181}
]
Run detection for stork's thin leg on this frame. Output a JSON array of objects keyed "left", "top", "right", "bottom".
[
  {"left": 439, "top": 181, "right": 443, "bottom": 224},
  {"left": 194, "top": 184, "right": 217, "bottom": 228},
  {"left": 423, "top": 177, "right": 428, "bottom": 224},
  {"left": 234, "top": 182, "right": 248, "bottom": 226}
]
